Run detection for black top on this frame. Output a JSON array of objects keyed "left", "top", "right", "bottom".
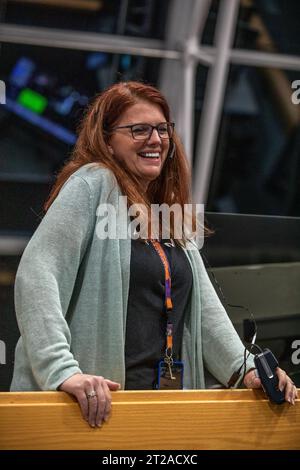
[{"left": 125, "top": 239, "right": 193, "bottom": 390}]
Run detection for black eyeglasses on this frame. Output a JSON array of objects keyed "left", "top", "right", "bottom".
[{"left": 110, "top": 122, "right": 175, "bottom": 141}]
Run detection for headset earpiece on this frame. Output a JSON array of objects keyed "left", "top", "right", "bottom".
[{"left": 168, "top": 140, "right": 175, "bottom": 159}]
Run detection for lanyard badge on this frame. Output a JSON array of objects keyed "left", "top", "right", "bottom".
[
  {"left": 156, "top": 359, "right": 184, "bottom": 390},
  {"left": 150, "top": 240, "right": 184, "bottom": 390}
]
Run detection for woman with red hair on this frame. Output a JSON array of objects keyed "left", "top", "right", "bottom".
[{"left": 11, "top": 81, "right": 297, "bottom": 428}]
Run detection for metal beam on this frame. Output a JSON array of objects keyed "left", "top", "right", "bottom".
[
  {"left": 181, "top": 0, "right": 212, "bottom": 162},
  {"left": 230, "top": 48, "right": 300, "bottom": 71},
  {"left": 193, "top": 0, "right": 240, "bottom": 204},
  {"left": 0, "top": 23, "right": 181, "bottom": 59},
  {"left": 199, "top": 46, "right": 300, "bottom": 71},
  {"left": 1, "top": 23, "right": 300, "bottom": 69},
  {"left": 159, "top": 0, "right": 211, "bottom": 163},
  {"left": 159, "top": 0, "right": 199, "bottom": 149}
]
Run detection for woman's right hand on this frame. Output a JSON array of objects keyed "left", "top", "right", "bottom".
[{"left": 58, "top": 373, "right": 121, "bottom": 428}]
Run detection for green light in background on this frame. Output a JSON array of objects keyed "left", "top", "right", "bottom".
[{"left": 17, "top": 88, "right": 48, "bottom": 114}]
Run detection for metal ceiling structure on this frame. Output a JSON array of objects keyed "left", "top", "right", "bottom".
[{"left": 1, "top": 0, "right": 300, "bottom": 203}]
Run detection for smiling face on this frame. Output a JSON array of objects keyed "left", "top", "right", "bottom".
[{"left": 107, "top": 100, "right": 170, "bottom": 188}]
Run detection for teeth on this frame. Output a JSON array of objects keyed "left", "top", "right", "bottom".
[{"left": 140, "top": 153, "right": 160, "bottom": 158}]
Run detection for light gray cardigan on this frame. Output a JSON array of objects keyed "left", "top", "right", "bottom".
[{"left": 11, "top": 164, "right": 254, "bottom": 391}]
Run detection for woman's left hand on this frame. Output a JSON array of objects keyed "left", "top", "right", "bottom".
[{"left": 244, "top": 367, "right": 298, "bottom": 405}]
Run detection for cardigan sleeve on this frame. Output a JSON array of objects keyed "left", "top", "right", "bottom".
[
  {"left": 14, "top": 175, "right": 94, "bottom": 390},
  {"left": 198, "top": 255, "right": 255, "bottom": 386}
]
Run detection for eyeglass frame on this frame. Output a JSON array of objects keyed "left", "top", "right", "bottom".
[{"left": 109, "top": 122, "right": 175, "bottom": 141}]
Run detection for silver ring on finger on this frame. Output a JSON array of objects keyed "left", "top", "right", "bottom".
[{"left": 86, "top": 390, "right": 97, "bottom": 400}]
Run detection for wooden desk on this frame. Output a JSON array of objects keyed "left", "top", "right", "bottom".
[{"left": 0, "top": 389, "right": 299, "bottom": 449}]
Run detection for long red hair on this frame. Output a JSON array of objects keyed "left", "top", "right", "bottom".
[{"left": 45, "top": 81, "right": 203, "bottom": 243}]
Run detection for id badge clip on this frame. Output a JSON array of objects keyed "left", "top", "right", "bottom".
[{"left": 156, "top": 360, "right": 184, "bottom": 390}]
